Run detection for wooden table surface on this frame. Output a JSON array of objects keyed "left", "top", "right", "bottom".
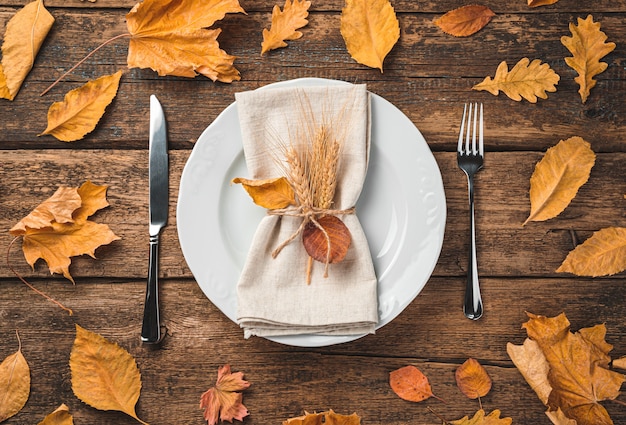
[{"left": 1, "top": 1, "right": 626, "bottom": 424}]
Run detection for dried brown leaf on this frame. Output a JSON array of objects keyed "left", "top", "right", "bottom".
[
  {"left": 450, "top": 409, "right": 512, "bottom": 425},
  {"left": 200, "top": 364, "right": 250, "bottom": 425},
  {"left": 232, "top": 176, "right": 296, "bottom": 209},
  {"left": 557, "top": 227, "right": 626, "bottom": 277},
  {"left": 434, "top": 5, "right": 495, "bottom": 37},
  {"left": 283, "top": 410, "right": 361, "bottom": 425},
  {"left": 528, "top": 0, "right": 559, "bottom": 7},
  {"left": 37, "top": 404, "right": 74, "bottom": 425},
  {"left": 302, "top": 215, "right": 351, "bottom": 264},
  {"left": 389, "top": 365, "right": 437, "bottom": 402},
  {"left": 507, "top": 339, "right": 551, "bottom": 405},
  {"left": 455, "top": 358, "right": 492, "bottom": 399},
  {"left": 261, "top": 0, "right": 311, "bottom": 55},
  {"left": 0, "top": 334, "right": 30, "bottom": 422}
]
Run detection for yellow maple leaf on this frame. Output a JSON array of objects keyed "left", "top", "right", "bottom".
[
  {"left": 261, "top": 0, "right": 311, "bottom": 55},
  {"left": 9, "top": 181, "right": 120, "bottom": 283},
  {"left": 557, "top": 227, "right": 626, "bottom": 276},
  {"left": 37, "top": 404, "right": 74, "bottom": 425},
  {"left": 70, "top": 325, "right": 148, "bottom": 425},
  {"left": 0, "top": 0, "right": 54, "bottom": 100},
  {"left": 340, "top": 0, "right": 399, "bottom": 72},
  {"left": 40, "top": 70, "right": 123, "bottom": 142},
  {"left": 561, "top": 15, "right": 616, "bottom": 103},
  {"left": 524, "top": 136, "right": 595, "bottom": 225},
  {"left": 473, "top": 58, "right": 560, "bottom": 103},
  {"left": 450, "top": 409, "right": 512, "bottom": 425},
  {"left": 126, "top": 0, "right": 245, "bottom": 82},
  {"left": 0, "top": 333, "right": 30, "bottom": 422},
  {"left": 528, "top": 0, "right": 559, "bottom": 7}
]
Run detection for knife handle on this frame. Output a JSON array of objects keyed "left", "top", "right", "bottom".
[{"left": 141, "top": 234, "right": 161, "bottom": 343}]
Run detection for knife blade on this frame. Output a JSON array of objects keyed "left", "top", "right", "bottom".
[{"left": 141, "top": 94, "right": 169, "bottom": 343}]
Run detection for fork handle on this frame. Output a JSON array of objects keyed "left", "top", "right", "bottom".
[{"left": 464, "top": 174, "right": 483, "bottom": 320}]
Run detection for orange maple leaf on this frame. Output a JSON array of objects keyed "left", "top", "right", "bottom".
[
  {"left": 200, "top": 364, "right": 250, "bottom": 425},
  {"left": 261, "top": 0, "right": 311, "bottom": 55}
]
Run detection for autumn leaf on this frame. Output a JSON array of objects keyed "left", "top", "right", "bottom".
[
  {"left": 473, "top": 58, "right": 560, "bottom": 103},
  {"left": 232, "top": 176, "right": 296, "bottom": 209},
  {"left": 507, "top": 339, "right": 551, "bottom": 405},
  {"left": 389, "top": 365, "right": 441, "bottom": 402},
  {"left": 561, "top": 15, "right": 616, "bottom": 103},
  {"left": 524, "top": 136, "right": 595, "bottom": 225},
  {"left": 434, "top": 5, "right": 495, "bottom": 37},
  {"left": 455, "top": 358, "right": 492, "bottom": 399},
  {"left": 70, "top": 325, "right": 148, "bottom": 425},
  {"left": 0, "top": 0, "right": 54, "bottom": 100},
  {"left": 9, "top": 181, "right": 120, "bottom": 283},
  {"left": 37, "top": 404, "right": 74, "bottom": 425},
  {"left": 303, "top": 215, "right": 351, "bottom": 264},
  {"left": 261, "top": 0, "right": 311, "bottom": 55},
  {"left": 126, "top": 0, "right": 245, "bottom": 82},
  {"left": 340, "top": 0, "right": 400, "bottom": 72},
  {"left": 450, "top": 409, "right": 512, "bottom": 425},
  {"left": 200, "top": 364, "right": 250, "bottom": 425},
  {"left": 528, "top": 0, "right": 559, "bottom": 7},
  {"left": 283, "top": 410, "right": 361, "bottom": 425},
  {"left": 40, "top": 70, "right": 123, "bottom": 142},
  {"left": 613, "top": 356, "right": 626, "bottom": 371},
  {"left": 557, "top": 227, "right": 626, "bottom": 276},
  {"left": 0, "top": 333, "right": 30, "bottom": 422}
]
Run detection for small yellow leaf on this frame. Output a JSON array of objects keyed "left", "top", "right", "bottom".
[
  {"left": 524, "top": 136, "right": 595, "bottom": 225},
  {"left": 261, "top": 0, "right": 311, "bottom": 55},
  {"left": 455, "top": 358, "right": 492, "bottom": 399},
  {"left": 434, "top": 5, "right": 495, "bottom": 37},
  {"left": 528, "top": 0, "right": 559, "bottom": 7},
  {"left": 557, "top": 227, "right": 626, "bottom": 277},
  {"left": 0, "top": 334, "right": 30, "bottom": 422},
  {"left": 40, "top": 70, "right": 123, "bottom": 142},
  {"left": 450, "top": 409, "right": 512, "bottom": 425},
  {"left": 70, "top": 325, "right": 149, "bottom": 425},
  {"left": 473, "top": 58, "right": 560, "bottom": 103},
  {"left": 0, "top": 0, "right": 55, "bottom": 100},
  {"left": 340, "top": 0, "right": 400, "bottom": 72},
  {"left": 233, "top": 176, "right": 296, "bottom": 209},
  {"left": 561, "top": 15, "right": 616, "bottom": 103},
  {"left": 37, "top": 404, "right": 74, "bottom": 425}
]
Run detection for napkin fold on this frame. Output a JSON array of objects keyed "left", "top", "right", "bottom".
[{"left": 235, "top": 82, "right": 378, "bottom": 338}]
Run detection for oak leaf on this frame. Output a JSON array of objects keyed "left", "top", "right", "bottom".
[
  {"left": 434, "top": 5, "right": 495, "bottom": 37},
  {"left": 37, "top": 404, "right": 74, "bottom": 425},
  {"left": 261, "top": 0, "right": 311, "bottom": 55},
  {"left": 557, "top": 227, "right": 626, "bottom": 276},
  {"left": 232, "top": 176, "right": 296, "bottom": 209},
  {"left": 9, "top": 181, "right": 120, "bottom": 283},
  {"left": 70, "top": 325, "right": 148, "bottom": 424},
  {"left": 0, "top": 0, "right": 54, "bottom": 100},
  {"left": 283, "top": 410, "right": 361, "bottom": 425},
  {"left": 473, "top": 58, "right": 560, "bottom": 103},
  {"left": 455, "top": 358, "right": 492, "bottom": 399},
  {"left": 389, "top": 365, "right": 440, "bottom": 402},
  {"left": 561, "top": 15, "right": 616, "bottom": 103},
  {"left": 126, "top": 0, "right": 245, "bottom": 82},
  {"left": 524, "top": 136, "right": 595, "bottom": 225},
  {"left": 340, "top": 0, "right": 399, "bottom": 72},
  {"left": 0, "top": 333, "right": 30, "bottom": 422},
  {"left": 450, "top": 409, "right": 512, "bottom": 425},
  {"left": 200, "top": 364, "right": 250, "bottom": 425},
  {"left": 40, "top": 70, "right": 123, "bottom": 142},
  {"left": 528, "top": 0, "right": 559, "bottom": 7}
]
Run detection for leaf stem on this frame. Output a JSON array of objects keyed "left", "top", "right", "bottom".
[
  {"left": 427, "top": 407, "right": 451, "bottom": 425},
  {"left": 40, "top": 32, "right": 132, "bottom": 96}
]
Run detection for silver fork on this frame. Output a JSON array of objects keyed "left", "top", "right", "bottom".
[{"left": 457, "top": 103, "right": 484, "bottom": 320}]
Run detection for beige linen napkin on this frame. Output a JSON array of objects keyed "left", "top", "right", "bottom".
[{"left": 235, "top": 82, "right": 378, "bottom": 338}]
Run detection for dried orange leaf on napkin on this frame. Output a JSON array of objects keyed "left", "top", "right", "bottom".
[
  {"left": 450, "top": 409, "right": 512, "bottom": 425},
  {"left": 0, "top": 334, "right": 30, "bottom": 422},
  {"left": 200, "top": 364, "right": 250, "bottom": 425},
  {"left": 473, "top": 58, "right": 560, "bottom": 103},
  {"left": 389, "top": 365, "right": 439, "bottom": 402},
  {"left": 340, "top": 0, "right": 399, "bottom": 72},
  {"left": 283, "top": 410, "right": 361, "bottom": 425},
  {"left": 303, "top": 215, "right": 351, "bottom": 264},
  {"left": 70, "top": 325, "right": 148, "bottom": 425},
  {"left": 455, "top": 358, "right": 492, "bottom": 399},
  {"left": 126, "top": 0, "right": 245, "bottom": 82},
  {"left": 434, "top": 5, "right": 495, "bottom": 37},
  {"left": 37, "top": 404, "right": 74, "bottom": 425},
  {"left": 0, "top": 0, "right": 54, "bottom": 100},
  {"left": 261, "top": 0, "right": 311, "bottom": 55},
  {"left": 232, "top": 176, "right": 296, "bottom": 209},
  {"left": 40, "top": 70, "right": 123, "bottom": 142},
  {"left": 528, "top": 0, "right": 559, "bottom": 7},
  {"left": 524, "top": 136, "right": 595, "bottom": 225},
  {"left": 557, "top": 227, "right": 626, "bottom": 276},
  {"left": 561, "top": 15, "right": 616, "bottom": 103}
]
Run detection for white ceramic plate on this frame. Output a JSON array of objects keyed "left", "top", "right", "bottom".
[{"left": 177, "top": 78, "right": 446, "bottom": 347}]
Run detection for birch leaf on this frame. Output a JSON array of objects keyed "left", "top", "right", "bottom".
[
  {"left": 455, "top": 358, "right": 492, "bottom": 399},
  {"left": 232, "top": 176, "right": 296, "bottom": 209},
  {"left": 126, "top": 0, "right": 245, "bottom": 82},
  {"left": 40, "top": 70, "right": 123, "bottom": 142},
  {"left": 389, "top": 365, "right": 438, "bottom": 402},
  {"left": 561, "top": 15, "right": 616, "bottom": 103},
  {"left": 524, "top": 136, "right": 595, "bottom": 225},
  {"left": 434, "top": 5, "right": 495, "bottom": 37},
  {"left": 0, "top": 335, "right": 30, "bottom": 422},
  {"left": 37, "top": 404, "right": 74, "bottom": 425},
  {"left": 70, "top": 325, "right": 148, "bottom": 425},
  {"left": 450, "top": 409, "right": 512, "bottom": 425},
  {"left": 528, "top": 0, "right": 559, "bottom": 7},
  {"left": 340, "top": 0, "right": 399, "bottom": 72},
  {"left": 0, "top": 0, "right": 54, "bottom": 100},
  {"left": 261, "top": 0, "right": 311, "bottom": 55},
  {"left": 557, "top": 227, "right": 626, "bottom": 276},
  {"left": 473, "top": 58, "right": 560, "bottom": 103}
]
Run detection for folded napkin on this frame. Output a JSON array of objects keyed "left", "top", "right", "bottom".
[{"left": 235, "top": 82, "right": 378, "bottom": 338}]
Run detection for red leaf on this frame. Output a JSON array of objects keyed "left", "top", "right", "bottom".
[{"left": 200, "top": 365, "right": 250, "bottom": 425}]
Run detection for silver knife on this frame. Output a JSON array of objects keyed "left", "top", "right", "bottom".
[{"left": 141, "top": 94, "right": 169, "bottom": 343}]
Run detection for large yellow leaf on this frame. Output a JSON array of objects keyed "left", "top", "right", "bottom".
[
  {"left": 70, "top": 325, "right": 148, "bottom": 425},
  {"left": 434, "top": 5, "right": 495, "bottom": 37},
  {"left": 40, "top": 70, "right": 123, "bottom": 142},
  {"left": 126, "top": 0, "right": 245, "bottom": 82},
  {"left": 524, "top": 136, "right": 595, "bottom": 225},
  {"left": 0, "top": 335, "right": 30, "bottom": 422},
  {"left": 232, "top": 176, "right": 296, "bottom": 209},
  {"left": 561, "top": 15, "right": 616, "bottom": 103},
  {"left": 340, "top": 0, "right": 399, "bottom": 72},
  {"left": 0, "top": 0, "right": 54, "bottom": 100},
  {"left": 450, "top": 409, "right": 512, "bottom": 425},
  {"left": 37, "top": 404, "right": 74, "bottom": 425},
  {"left": 473, "top": 58, "right": 560, "bottom": 103},
  {"left": 557, "top": 227, "right": 626, "bottom": 276},
  {"left": 261, "top": 0, "right": 311, "bottom": 55}
]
